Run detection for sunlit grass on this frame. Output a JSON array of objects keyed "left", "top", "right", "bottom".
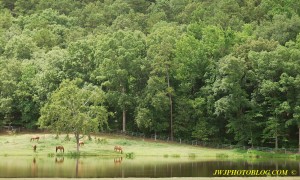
[{"left": 1, "top": 133, "right": 295, "bottom": 159}]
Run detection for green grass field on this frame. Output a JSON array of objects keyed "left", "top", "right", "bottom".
[{"left": 0, "top": 133, "right": 298, "bottom": 159}]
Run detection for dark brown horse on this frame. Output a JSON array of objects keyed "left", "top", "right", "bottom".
[
  {"left": 79, "top": 141, "right": 84, "bottom": 146},
  {"left": 30, "top": 136, "right": 40, "bottom": 142},
  {"left": 114, "top": 146, "right": 123, "bottom": 154},
  {"left": 56, "top": 146, "right": 64, "bottom": 153}
]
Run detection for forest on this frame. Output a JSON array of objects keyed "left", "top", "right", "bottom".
[{"left": 0, "top": 0, "right": 300, "bottom": 149}]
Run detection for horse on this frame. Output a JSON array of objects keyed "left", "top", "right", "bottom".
[
  {"left": 79, "top": 141, "right": 84, "bottom": 146},
  {"left": 30, "top": 136, "right": 40, "bottom": 142},
  {"left": 33, "top": 145, "right": 37, "bottom": 152},
  {"left": 114, "top": 146, "right": 123, "bottom": 154},
  {"left": 56, "top": 146, "right": 64, "bottom": 153}
]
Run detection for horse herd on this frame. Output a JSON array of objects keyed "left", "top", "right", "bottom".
[{"left": 30, "top": 135, "right": 123, "bottom": 154}]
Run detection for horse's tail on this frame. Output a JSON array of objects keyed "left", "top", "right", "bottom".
[
  {"left": 62, "top": 147, "right": 64, "bottom": 153},
  {"left": 56, "top": 147, "right": 57, "bottom": 153}
]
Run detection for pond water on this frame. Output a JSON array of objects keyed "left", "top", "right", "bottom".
[{"left": 0, "top": 156, "right": 299, "bottom": 178}]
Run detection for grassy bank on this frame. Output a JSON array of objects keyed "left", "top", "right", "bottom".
[{"left": 0, "top": 133, "right": 298, "bottom": 159}]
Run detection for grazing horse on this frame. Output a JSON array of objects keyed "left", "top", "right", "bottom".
[
  {"left": 33, "top": 145, "right": 37, "bottom": 152},
  {"left": 79, "top": 141, "right": 84, "bottom": 146},
  {"left": 114, "top": 146, "right": 123, "bottom": 154},
  {"left": 30, "top": 136, "right": 40, "bottom": 142},
  {"left": 56, "top": 146, "right": 64, "bottom": 153}
]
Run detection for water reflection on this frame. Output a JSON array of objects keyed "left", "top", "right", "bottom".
[
  {"left": 31, "top": 158, "right": 37, "bottom": 177},
  {"left": 76, "top": 159, "right": 84, "bottom": 178},
  {"left": 55, "top": 157, "right": 64, "bottom": 164},
  {"left": 0, "top": 157, "right": 298, "bottom": 178},
  {"left": 114, "top": 157, "right": 123, "bottom": 165}
]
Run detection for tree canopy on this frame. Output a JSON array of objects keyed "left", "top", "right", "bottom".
[
  {"left": 0, "top": 0, "right": 300, "bottom": 151},
  {"left": 38, "top": 78, "right": 108, "bottom": 152}
]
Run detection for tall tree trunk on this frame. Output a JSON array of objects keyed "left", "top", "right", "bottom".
[
  {"left": 122, "top": 109, "right": 126, "bottom": 132},
  {"left": 167, "top": 70, "right": 173, "bottom": 141},
  {"left": 122, "top": 86, "right": 126, "bottom": 132},
  {"left": 275, "top": 133, "right": 278, "bottom": 151},
  {"left": 75, "top": 133, "right": 79, "bottom": 153},
  {"left": 250, "top": 128, "right": 254, "bottom": 148},
  {"left": 169, "top": 94, "right": 173, "bottom": 141}
]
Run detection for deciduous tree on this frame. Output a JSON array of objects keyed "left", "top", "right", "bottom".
[{"left": 38, "top": 79, "right": 108, "bottom": 152}]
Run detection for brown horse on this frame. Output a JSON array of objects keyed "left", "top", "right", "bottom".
[
  {"left": 56, "top": 146, "right": 64, "bottom": 153},
  {"left": 79, "top": 141, "right": 84, "bottom": 146},
  {"left": 114, "top": 146, "right": 123, "bottom": 154},
  {"left": 30, "top": 136, "right": 40, "bottom": 142}
]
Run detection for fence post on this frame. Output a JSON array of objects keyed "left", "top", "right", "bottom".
[{"left": 180, "top": 138, "right": 181, "bottom": 144}]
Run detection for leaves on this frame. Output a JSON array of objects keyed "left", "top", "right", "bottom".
[
  {"left": 38, "top": 79, "right": 108, "bottom": 134},
  {"left": 1, "top": 0, "right": 300, "bottom": 149}
]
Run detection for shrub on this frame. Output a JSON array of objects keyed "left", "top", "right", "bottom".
[
  {"left": 171, "top": 154, "right": 180, "bottom": 158},
  {"left": 188, "top": 153, "right": 196, "bottom": 158},
  {"left": 216, "top": 153, "right": 229, "bottom": 158},
  {"left": 125, "top": 152, "right": 135, "bottom": 159}
]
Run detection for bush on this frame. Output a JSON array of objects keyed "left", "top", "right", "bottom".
[
  {"left": 64, "top": 134, "right": 71, "bottom": 141},
  {"left": 67, "top": 151, "right": 81, "bottom": 157},
  {"left": 96, "top": 138, "right": 108, "bottom": 144},
  {"left": 171, "top": 154, "right": 181, "bottom": 158},
  {"left": 116, "top": 139, "right": 133, "bottom": 146},
  {"left": 125, "top": 152, "right": 135, "bottom": 159},
  {"left": 48, "top": 153, "right": 55, "bottom": 157},
  {"left": 216, "top": 153, "right": 229, "bottom": 158},
  {"left": 188, "top": 153, "right": 196, "bottom": 158}
]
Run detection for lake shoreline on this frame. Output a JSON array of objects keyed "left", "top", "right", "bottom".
[{"left": 0, "top": 133, "right": 298, "bottom": 159}]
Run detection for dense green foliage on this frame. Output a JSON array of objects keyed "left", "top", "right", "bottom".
[
  {"left": 38, "top": 78, "right": 108, "bottom": 152},
  {"left": 1, "top": 0, "right": 300, "bottom": 149}
]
